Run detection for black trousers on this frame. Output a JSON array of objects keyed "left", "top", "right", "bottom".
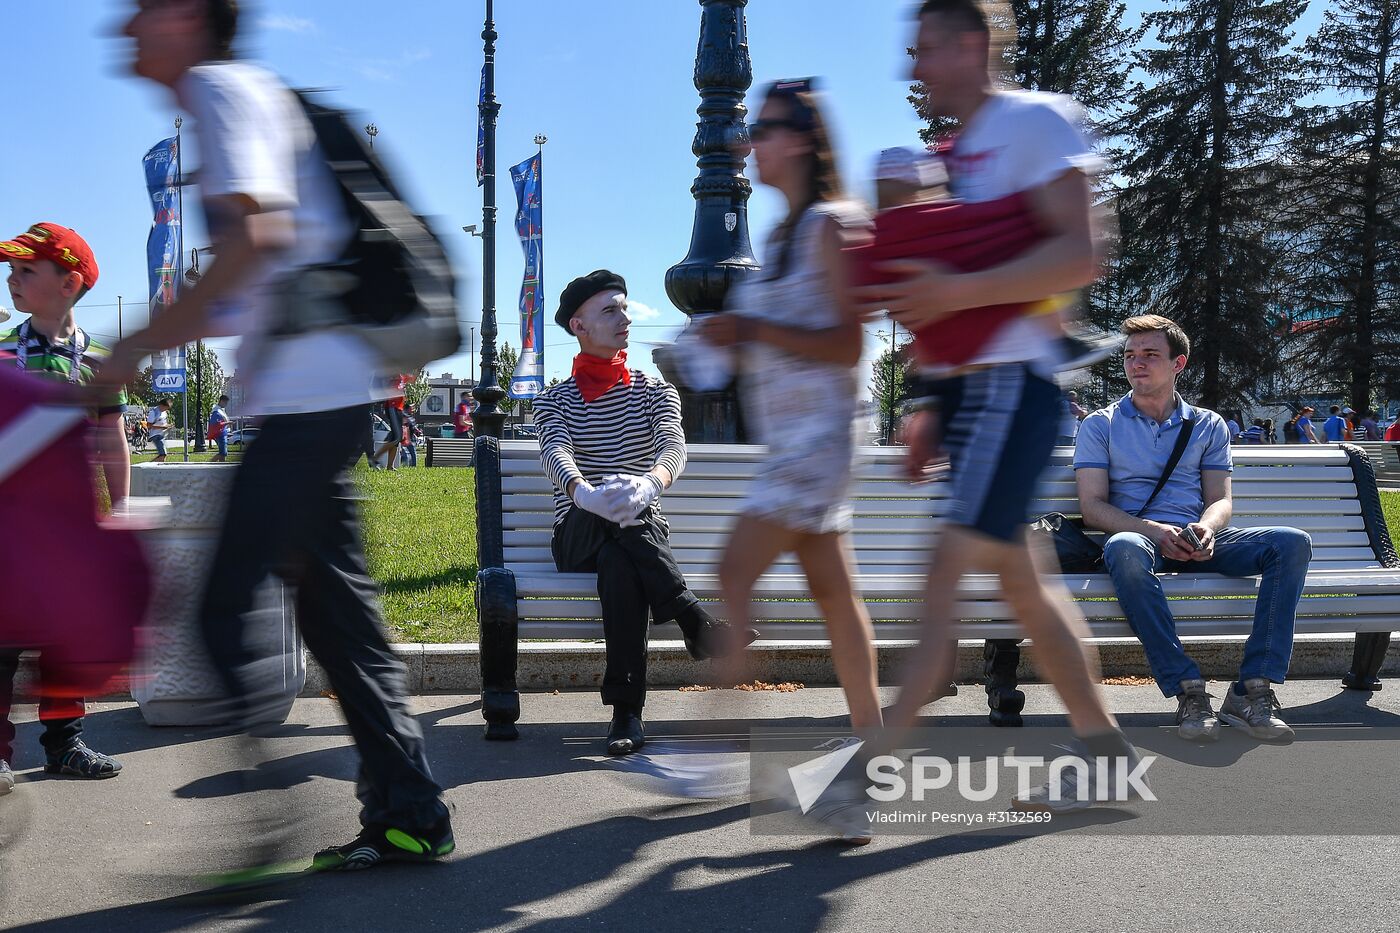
[
  {"left": 199, "top": 405, "right": 447, "bottom": 831},
  {"left": 551, "top": 507, "right": 697, "bottom": 709},
  {"left": 0, "top": 651, "right": 83, "bottom": 763}
]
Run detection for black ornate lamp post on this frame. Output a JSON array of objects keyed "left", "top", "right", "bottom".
[
  {"left": 471, "top": 0, "right": 507, "bottom": 440},
  {"left": 660, "top": 0, "right": 761, "bottom": 443}
]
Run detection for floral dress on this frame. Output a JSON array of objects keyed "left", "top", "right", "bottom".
[{"left": 725, "top": 199, "right": 870, "bottom": 534}]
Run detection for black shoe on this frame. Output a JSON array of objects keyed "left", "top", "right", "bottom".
[
  {"left": 606, "top": 706, "right": 645, "bottom": 756},
  {"left": 1055, "top": 323, "right": 1122, "bottom": 373},
  {"left": 676, "top": 605, "right": 760, "bottom": 661},
  {"left": 311, "top": 817, "right": 455, "bottom": 873},
  {"left": 684, "top": 622, "right": 760, "bottom": 661},
  {"left": 45, "top": 741, "right": 121, "bottom": 779}
]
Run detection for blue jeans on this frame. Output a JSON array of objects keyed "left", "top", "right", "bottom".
[
  {"left": 152, "top": 435, "right": 167, "bottom": 457},
  {"left": 216, "top": 432, "right": 228, "bottom": 457},
  {"left": 1101, "top": 526, "right": 1312, "bottom": 696}
]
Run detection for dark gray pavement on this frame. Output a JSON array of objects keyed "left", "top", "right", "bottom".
[{"left": 2, "top": 680, "right": 1398, "bottom": 932}]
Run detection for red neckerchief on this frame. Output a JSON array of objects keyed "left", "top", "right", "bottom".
[{"left": 572, "top": 351, "right": 632, "bottom": 403}]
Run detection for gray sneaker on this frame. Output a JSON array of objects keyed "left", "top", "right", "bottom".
[
  {"left": 1219, "top": 679, "right": 1294, "bottom": 741},
  {"left": 1012, "top": 740, "right": 1152, "bottom": 813},
  {"left": 1175, "top": 679, "right": 1221, "bottom": 742},
  {"left": 0, "top": 760, "right": 12, "bottom": 796}
]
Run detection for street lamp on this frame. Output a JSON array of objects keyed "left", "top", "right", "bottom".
[
  {"left": 365, "top": 123, "right": 378, "bottom": 150},
  {"left": 186, "top": 246, "right": 215, "bottom": 451},
  {"left": 662, "top": 0, "right": 760, "bottom": 442},
  {"left": 470, "top": 0, "right": 506, "bottom": 440}
]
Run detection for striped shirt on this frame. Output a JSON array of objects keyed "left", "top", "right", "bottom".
[
  {"left": 532, "top": 370, "right": 687, "bottom": 526},
  {"left": 1, "top": 323, "right": 127, "bottom": 414}
]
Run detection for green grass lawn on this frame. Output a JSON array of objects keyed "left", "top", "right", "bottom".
[
  {"left": 131, "top": 449, "right": 245, "bottom": 465},
  {"left": 1382, "top": 490, "right": 1399, "bottom": 541},
  {"left": 359, "top": 464, "right": 478, "bottom": 643}
]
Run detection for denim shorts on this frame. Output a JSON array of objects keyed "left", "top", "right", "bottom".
[{"left": 922, "top": 363, "right": 1061, "bottom": 542}]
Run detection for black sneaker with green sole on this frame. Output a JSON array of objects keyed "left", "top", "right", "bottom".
[{"left": 311, "top": 818, "right": 455, "bottom": 872}]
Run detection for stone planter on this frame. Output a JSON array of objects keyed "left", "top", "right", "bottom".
[{"left": 130, "top": 463, "right": 305, "bottom": 725}]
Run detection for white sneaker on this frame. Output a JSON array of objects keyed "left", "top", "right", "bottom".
[
  {"left": 1012, "top": 740, "right": 1151, "bottom": 813},
  {"left": 0, "top": 760, "right": 13, "bottom": 796},
  {"left": 1219, "top": 679, "right": 1294, "bottom": 741}
]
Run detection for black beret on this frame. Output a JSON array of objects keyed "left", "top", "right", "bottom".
[{"left": 556, "top": 269, "right": 627, "bottom": 333}]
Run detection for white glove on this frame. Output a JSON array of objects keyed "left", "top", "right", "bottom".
[
  {"left": 672, "top": 322, "right": 735, "bottom": 391},
  {"left": 598, "top": 473, "right": 663, "bottom": 524},
  {"left": 570, "top": 480, "right": 616, "bottom": 520}
]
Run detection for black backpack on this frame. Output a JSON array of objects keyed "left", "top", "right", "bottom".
[
  {"left": 1283, "top": 419, "right": 1300, "bottom": 442},
  {"left": 268, "top": 90, "right": 463, "bottom": 372}
]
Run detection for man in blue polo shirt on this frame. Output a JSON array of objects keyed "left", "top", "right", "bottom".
[{"left": 1075, "top": 315, "right": 1311, "bottom": 743}]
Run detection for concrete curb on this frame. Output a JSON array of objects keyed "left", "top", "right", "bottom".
[
  {"left": 16, "top": 634, "right": 1394, "bottom": 700},
  {"left": 303, "top": 633, "right": 1398, "bottom": 696}
]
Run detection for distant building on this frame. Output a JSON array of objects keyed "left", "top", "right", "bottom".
[{"left": 417, "top": 373, "right": 477, "bottom": 430}]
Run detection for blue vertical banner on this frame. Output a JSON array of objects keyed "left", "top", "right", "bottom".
[
  {"left": 475, "top": 67, "right": 487, "bottom": 187},
  {"left": 508, "top": 152, "right": 544, "bottom": 399},
  {"left": 143, "top": 136, "right": 186, "bottom": 394}
]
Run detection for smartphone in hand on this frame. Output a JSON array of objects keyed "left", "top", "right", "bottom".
[{"left": 1181, "top": 525, "right": 1204, "bottom": 551}]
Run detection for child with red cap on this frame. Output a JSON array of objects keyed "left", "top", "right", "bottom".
[{"left": 0, "top": 222, "right": 129, "bottom": 789}]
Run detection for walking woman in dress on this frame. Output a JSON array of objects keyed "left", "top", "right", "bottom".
[{"left": 699, "top": 78, "right": 881, "bottom": 732}]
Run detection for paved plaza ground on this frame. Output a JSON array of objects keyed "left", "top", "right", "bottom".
[{"left": 3, "top": 681, "right": 1398, "bottom": 932}]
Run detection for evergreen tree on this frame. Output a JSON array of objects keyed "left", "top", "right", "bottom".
[
  {"left": 1286, "top": 0, "right": 1400, "bottom": 411},
  {"left": 1011, "top": 0, "right": 1144, "bottom": 129},
  {"left": 869, "top": 333, "right": 915, "bottom": 444},
  {"left": 1116, "top": 0, "right": 1306, "bottom": 409}
]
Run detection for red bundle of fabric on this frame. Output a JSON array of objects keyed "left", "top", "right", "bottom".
[
  {"left": 848, "top": 192, "right": 1048, "bottom": 367},
  {"left": 0, "top": 366, "right": 149, "bottom": 699}
]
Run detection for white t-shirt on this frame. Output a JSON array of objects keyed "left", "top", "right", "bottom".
[
  {"left": 940, "top": 89, "right": 1102, "bottom": 371},
  {"left": 148, "top": 406, "right": 170, "bottom": 437},
  {"left": 177, "top": 61, "right": 396, "bottom": 416}
]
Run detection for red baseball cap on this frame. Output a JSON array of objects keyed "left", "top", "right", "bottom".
[{"left": 0, "top": 223, "right": 100, "bottom": 291}]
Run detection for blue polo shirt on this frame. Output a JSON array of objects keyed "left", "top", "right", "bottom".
[{"left": 1074, "top": 394, "right": 1233, "bottom": 526}]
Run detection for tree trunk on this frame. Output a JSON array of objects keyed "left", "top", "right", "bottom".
[
  {"left": 1201, "top": 0, "right": 1233, "bottom": 410},
  {"left": 1351, "top": 7, "right": 1394, "bottom": 413}
]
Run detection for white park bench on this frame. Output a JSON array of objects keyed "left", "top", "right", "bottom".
[
  {"left": 1354, "top": 441, "right": 1400, "bottom": 485},
  {"left": 425, "top": 435, "right": 475, "bottom": 468},
  {"left": 473, "top": 438, "right": 1399, "bottom": 739}
]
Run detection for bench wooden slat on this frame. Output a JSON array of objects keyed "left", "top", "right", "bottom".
[
  {"left": 497, "top": 475, "right": 1357, "bottom": 500},
  {"left": 516, "top": 615, "right": 1398, "bottom": 641},
  {"left": 497, "top": 440, "right": 1356, "bottom": 465},
  {"left": 499, "top": 498, "right": 1362, "bottom": 529},
  {"left": 502, "top": 536, "right": 1378, "bottom": 564},
  {"left": 501, "top": 513, "right": 1372, "bottom": 549},
  {"left": 513, "top": 568, "right": 1400, "bottom": 600},
  {"left": 496, "top": 460, "right": 1355, "bottom": 482},
  {"left": 515, "top": 594, "right": 1400, "bottom": 619}
]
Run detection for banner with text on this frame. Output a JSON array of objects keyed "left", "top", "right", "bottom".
[
  {"left": 508, "top": 152, "right": 544, "bottom": 399},
  {"left": 143, "top": 135, "right": 186, "bottom": 394}
]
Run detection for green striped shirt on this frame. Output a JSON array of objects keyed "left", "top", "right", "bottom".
[{"left": 1, "top": 323, "right": 128, "bottom": 414}]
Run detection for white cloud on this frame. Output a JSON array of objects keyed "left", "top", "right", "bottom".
[
  {"left": 263, "top": 14, "right": 317, "bottom": 34},
  {"left": 628, "top": 300, "right": 662, "bottom": 322},
  {"left": 354, "top": 49, "right": 434, "bottom": 83}
]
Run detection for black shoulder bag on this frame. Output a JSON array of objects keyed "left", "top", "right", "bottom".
[{"left": 1032, "top": 416, "right": 1197, "bottom": 572}]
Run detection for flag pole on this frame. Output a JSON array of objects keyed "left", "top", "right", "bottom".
[
  {"left": 471, "top": 0, "right": 506, "bottom": 439},
  {"left": 175, "top": 115, "right": 189, "bottom": 462}
]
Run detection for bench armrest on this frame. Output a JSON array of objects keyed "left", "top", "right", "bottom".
[{"left": 475, "top": 434, "right": 506, "bottom": 569}]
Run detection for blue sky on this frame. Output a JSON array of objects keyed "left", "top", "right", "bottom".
[{"left": 2, "top": 0, "right": 1327, "bottom": 393}]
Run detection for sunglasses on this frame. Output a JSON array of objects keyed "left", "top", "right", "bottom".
[{"left": 747, "top": 118, "right": 804, "bottom": 142}]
